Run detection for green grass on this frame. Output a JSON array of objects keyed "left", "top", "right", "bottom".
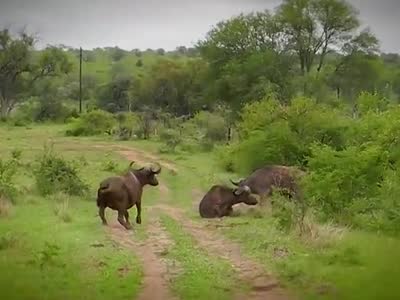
[
  {"left": 2, "top": 123, "right": 400, "bottom": 300},
  {"left": 0, "top": 198, "right": 142, "bottom": 300},
  {"left": 160, "top": 214, "right": 246, "bottom": 300},
  {"left": 0, "top": 124, "right": 144, "bottom": 300}
]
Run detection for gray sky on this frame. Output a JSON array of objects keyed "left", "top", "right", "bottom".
[{"left": 0, "top": 0, "right": 399, "bottom": 53}]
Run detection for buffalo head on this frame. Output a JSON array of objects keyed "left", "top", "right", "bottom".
[
  {"left": 233, "top": 185, "right": 258, "bottom": 205},
  {"left": 129, "top": 161, "right": 162, "bottom": 186}
]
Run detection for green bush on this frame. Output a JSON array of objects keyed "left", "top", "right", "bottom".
[
  {"left": 234, "top": 122, "right": 302, "bottom": 173},
  {"left": 66, "top": 109, "right": 116, "bottom": 136},
  {"left": 302, "top": 144, "right": 388, "bottom": 224},
  {"left": 193, "top": 111, "right": 227, "bottom": 143},
  {"left": 356, "top": 92, "right": 389, "bottom": 116},
  {"left": 0, "top": 153, "right": 20, "bottom": 203},
  {"left": 159, "top": 128, "right": 182, "bottom": 153},
  {"left": 115, "top": 112, "right": 139, "bottom": 140},
  {"left": 34, "top": 144, "right": 88, "bottom": 196},
  {"left": 34, "top": 99, "right": 74, "bottom": 122}
]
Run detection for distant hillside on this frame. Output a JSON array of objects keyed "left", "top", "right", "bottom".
[{"left": 53, "top": 47, "right": 198, "bottom": 83}]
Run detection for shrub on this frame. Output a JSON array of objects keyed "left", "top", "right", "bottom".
[
  {"left": 270, "top": 190, "right": 306, "bottom": 233},
  {"left": 356, "top": 91, "right": 389, "bottom": 116},
  {"left": 0, "top": 232, "right": 17, "bottom": 250},
  {"left": 193, "top": 111, "right": 227, "bottom": 143},
  {"left": 159, "top": 128, "right": 182, "bottom": 153},
  {"left": 233, "top": 122, "right": 302, "bottom": 173},
  {"left": 136, "top": 59, "right": 143, "bottom": 67},
  {"left": 214, "top": 144, "right": 236, "bottom": 172},
  {"left": 66, "top": 110, "right": 116, "bottom": 136},
  {"left": 101, "top": 153, "right": 120, "bottom": 172},
  {"left": 52, "top": 193, "right": 72, "bottom": 223},
  {"left": 34, "top": 144, "right": 89, "bottom": 196},
  {"left": 115, "top": 112, "right": 139, "bottom": 140},
  {"left": 302, "top": 144, "right": 388, "bottom": 224},
  {"left": 34, "top": 99, "right": 74, "bottom": 122},
  {"left": 0, "top": 153, "right": 20, "bottom": 203}
]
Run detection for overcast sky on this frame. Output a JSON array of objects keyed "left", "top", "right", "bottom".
[{"left": 0, "top": 0, "right": 399, "bottom": 53}]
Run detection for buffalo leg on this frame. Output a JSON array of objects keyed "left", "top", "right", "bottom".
[
  {"left": 124, "top": 210, "right": 132, "bottom": 227},
  {"left": 226, "top": 206, "right": 233, "bottom": 216},
  {"left": 118, "top": 210, "right": 132, "bottom": 230},
  {"left": 99, "top": 206, "right": 107, "bottom": 225},
  {"left": 215, "top": 205, "right": 227, "bottom": 218},
  {"left": 136, "top": 202, "right": 142, "bottom": 224}
]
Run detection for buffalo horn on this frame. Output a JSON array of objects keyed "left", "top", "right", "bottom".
[
  {"left": 150, "top": 162, "right": 162, "bottom": 174},
  {"left": 230, "top": 178, "right": 243, "bottom": 186}
]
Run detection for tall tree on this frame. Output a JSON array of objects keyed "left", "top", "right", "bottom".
[
  {"left": 0, "top": 29, "right": 71, "bottom": 118},
  {"left": 277, "top": 0, "right": 360, "bottom": 74}
]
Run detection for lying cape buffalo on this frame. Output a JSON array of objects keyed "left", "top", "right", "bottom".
[
  {"left": 199, "top": 184, "right": 258, "bottom": 218},
  {"left": 96, "top": 161, "right": 161, "bottom": 229},
  {"left": 230, "top": 165, "right": 305, "bottom": 204}
]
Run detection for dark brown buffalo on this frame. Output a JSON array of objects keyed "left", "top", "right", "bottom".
[
  {"left": 230, "top": 165, "right": 305, "bottom": 204},
  {"left": 96, "top": 161, "right": 161, "bottom": 229},
  {"left": 199, "top": 184, "right": 258, "bottom": 218}
]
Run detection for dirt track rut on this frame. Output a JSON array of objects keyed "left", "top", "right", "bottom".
[{"left": 107, "top": 212, "right": 177, "bottom": 300}]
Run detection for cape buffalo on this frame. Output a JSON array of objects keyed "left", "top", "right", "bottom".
[
  {"left": 96, "top": 161, "right": 161, "bottom": 230},
  {"left": 199, "top": 184, "right": 258, "bottom": 218},
  {"left": 230, "top": 165, "right": 305, "bottom": 205}
]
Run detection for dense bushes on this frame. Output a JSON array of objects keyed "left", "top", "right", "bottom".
[
  {"left": 34, "top": 144, "right": 88, "bottom": 196},
  {"left": 66, "top": 110, "right": 116, "bottom": 136},
  {"left": 220, "top": 92, "right": 400, "bottom": 233},
  {"left": 0, "top": 152, "right": 21, "bottom": 203}
]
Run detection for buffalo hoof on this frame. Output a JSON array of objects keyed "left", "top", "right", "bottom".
[
  {"left": 136, "top": 216, "right": 142, "bottom": 225},
  {"left": 125, "top": 223, "right": 133, "bottom": 230}
]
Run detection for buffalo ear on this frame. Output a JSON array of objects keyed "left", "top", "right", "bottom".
[{"left": 129, "top": 161, "right": 136, "bottom": 168}]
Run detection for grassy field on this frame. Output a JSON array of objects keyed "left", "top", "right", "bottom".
[
  {"left": 1, "top": 124, "right": 400, "bottom": 300},
  {"left": 0, "top": 125, "right": 144, "bottom": 300}
]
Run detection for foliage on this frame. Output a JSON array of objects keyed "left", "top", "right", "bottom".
[
  {"left": 302, "top": 144, "right": 388, "bottom": 223},
  {"left": 0, "top": 30, "right": 72, "bottom": 119},
  {"left": 115, "top": 112, "right": 139, "bottom": 140},
  {"left": 66, "top": 109, "right": 116, "bottom": 136},
  {"left": 220, "top": 91, "right": 400, "bottom": 232},
  {"left": 34, "top": 144, "right": 88, "bottom": 196},
  {"left": 192, "top": 111, "right": 228, "bottom": 149},
  {"left": 0, "top": 152, "right": 21, "bottom": 203},
  {"left": 159, "top": 128, "right": 182, "bottom": 153}
]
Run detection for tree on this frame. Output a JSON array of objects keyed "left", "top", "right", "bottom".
[
  {"left": 97, "top": 75, "right": 133, "bottom": 113},
  {"left": 136, "top": 59, "right": 143, "bottom": 67},
  {"left": 198, "top": 11, "right": 285, "bottom": 73},
  {"left": 277, "top": 0, "right": 360, "bottom": 74},
  {"left": 0, "top": 29, "right": 71, "bottom": 119},
  {"left": 156, "top": 48, "right": 165, "bottom": 56},
  {"left": 109, "top": 47, "right": 126, "bottom": 62},
  {"left": 330, "top": 29, "right": 382, "bottom": 101}
]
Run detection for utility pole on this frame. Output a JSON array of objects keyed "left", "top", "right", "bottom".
[{"left": 79, "top": 47, "right": 83, "bottom": 113}]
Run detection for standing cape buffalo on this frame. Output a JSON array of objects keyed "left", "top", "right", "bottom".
[
  {"left": 230, "top": 165, "right": 305, "bottom": 205},
  {"left": 199, "top": 184, "right": 258, "bottom": 218},
  {"left": 96, "top": 161, "right": 161, "bottom": 229}
]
